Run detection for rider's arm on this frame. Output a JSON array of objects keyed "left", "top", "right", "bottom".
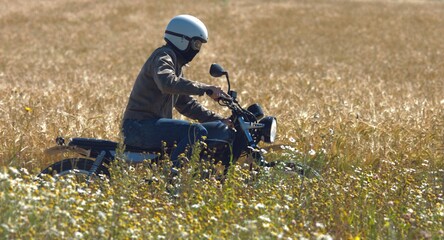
[
  {"left": 152, "top": 52, "right": 210, "bottom": 96},
  {"left": 175, "top": 95, "right": 224, "bottom": 123}
]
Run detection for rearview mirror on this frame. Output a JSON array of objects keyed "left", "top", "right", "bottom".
[{"left": 209, "top": 63, "right": 227, "bottom": 78}]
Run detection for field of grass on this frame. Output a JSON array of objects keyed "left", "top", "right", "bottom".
[{"left": 1, "top": 0, "right": 443, "bottom": 238}]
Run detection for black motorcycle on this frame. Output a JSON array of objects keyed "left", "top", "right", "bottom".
[{"left": 39, "top": 64, "right": 320, "bottom": 180}]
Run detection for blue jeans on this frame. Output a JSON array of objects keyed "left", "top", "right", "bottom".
[{"left": 122, "top": 118, "right": 234, "bottom": 167}]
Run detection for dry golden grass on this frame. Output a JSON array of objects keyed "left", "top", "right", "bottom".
[
  {"left": 1, "top": 0, "right": 442, "bottom": 170},
  {"left": 0, "top": 0, "right": 443, "bottom": 238}
]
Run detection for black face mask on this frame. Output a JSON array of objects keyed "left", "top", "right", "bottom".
[
  {"left": 182, "top": 48, "right": 199, "bottom": 63},
  {"left": 165, "top": 41, "right": 200, "bottom": 64}
]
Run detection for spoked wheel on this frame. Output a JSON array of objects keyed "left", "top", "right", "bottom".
[
  {"left": 270, "top": 160, "right": 322, "bottom": 180},
  {"left": 39, "top": 158, "right": 110, "bottom": 183}
]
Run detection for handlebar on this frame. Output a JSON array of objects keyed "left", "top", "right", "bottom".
[
  {"left": 206, "top": 88, "right": 255, "bottom": 121},
  {"left": 205, "top": 89, "right": 233, "bottom": 102}
]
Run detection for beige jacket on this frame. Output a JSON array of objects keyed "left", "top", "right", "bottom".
[{"left": 123, "top": 45, "right": 223, "bottom": 122}]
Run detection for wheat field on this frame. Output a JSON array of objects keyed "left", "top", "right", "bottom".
[{"left": 1, "top": 0, "right": 443, "bottom": 239}]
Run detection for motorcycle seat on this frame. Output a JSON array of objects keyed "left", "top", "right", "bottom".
[{"left": 69, "top": 138, "right": 161, "bottom": 153}]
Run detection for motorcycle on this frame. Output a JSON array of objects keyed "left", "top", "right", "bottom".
[{"left": 39, "top": 63, "right": 320, "bottom": 181}]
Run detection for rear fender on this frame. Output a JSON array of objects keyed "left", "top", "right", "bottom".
[{"left": 44, "top": 146, "right": 91, "bottom": 157}]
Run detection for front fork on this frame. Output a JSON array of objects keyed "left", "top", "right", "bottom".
[{"left": 237, "top": 116, "right": 270, "bottom": 167}]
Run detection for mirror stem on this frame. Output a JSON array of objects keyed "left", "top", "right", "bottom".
[{"left": 226, "top": 73, "right": 231, "bottom": 93}]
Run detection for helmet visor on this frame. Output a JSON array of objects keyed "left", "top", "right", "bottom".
[{"left": 190, "top": 39, "right": 203, "bottom": 51}]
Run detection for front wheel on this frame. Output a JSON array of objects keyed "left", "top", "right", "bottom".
[
  {"left": 285, "top": 161, "right": 322, "bottom": 179},
  {"left": 39, "top": 158, "right": 110, "bottom": 182},
  {"left": 268, "top": 161, "right": 322, "bottom": 179}
]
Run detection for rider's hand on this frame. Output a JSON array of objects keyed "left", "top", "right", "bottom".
[{"left": 205, "top": 86, "right": 231, "bottom": 101}]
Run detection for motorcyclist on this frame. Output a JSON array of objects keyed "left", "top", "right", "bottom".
[{"left": 122, "top": 15, "right": 234, "bottom": 167}]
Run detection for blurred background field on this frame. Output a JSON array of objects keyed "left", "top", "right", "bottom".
[{"left": 0, "top": 0, "right": 443, "bottom": 239}]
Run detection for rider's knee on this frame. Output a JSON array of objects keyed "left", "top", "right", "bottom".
[
  {"left": 207, "top": 121, "right": 235, "bottom": 144},
  {"left": 190, "top": 123, "right": 208, "bottom": 140}
]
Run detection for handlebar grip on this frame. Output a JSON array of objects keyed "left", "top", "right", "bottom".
[{"left": 206, "top": 89, "right": 233, "bottom": 102}]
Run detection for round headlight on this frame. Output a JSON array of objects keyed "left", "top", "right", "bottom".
[{"left": 259, "top": 116, "right": 277, "bottom": 143}]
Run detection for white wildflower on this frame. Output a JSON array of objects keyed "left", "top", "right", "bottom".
[
  {"left": 244, "top": 220, "right": 258, "bottom": 230},
  {"left": 181, "top": 231, "right": 189, "bottom": 238},
  {"left": 391, "top": 185, "right": 397, "bottom": 192},
  {"left": 289, "top": 137, "right": 296, "bottom": 143},
  {"left": 1, "top": 224, "right": 13, "bottom": 233},
  {"left": 316, "top": 234, "right": 333, "bottom": 240},
  {"left": 308, "top": 149, "right": 316, "bottom": 156},
  {"left": 283, "top": 224, "right": 290, "bottom": 231},
  {"left": 9, "top": 167, "right": 20, "bottom": 175},
  {"left": 259, "top": 215, "right": 271, "bottom": 222},
  {"left": 31, "top": 196, "right": 41, "bottom": 201},
  {"left": 98, "top": 211, "right": 107, "bottom": 221},
  {"left": 287, "top": 146, "right": 296, "bottom": 152},
  {"left": 254, "top": 203, "right": 266, "bottom": 210},
  {"left": 0, "top": 171, "right": 9, "bottom": 180},
  {"left": 191, "top": 204, "right": 200, "bottom": 209},
  {"left": 74, "top": 231, "right": 84, "bottom": 239},
  {"left": 20, "top": 168, "right": 29, "bottom": 175},
  {"left": 97, "top": 226, "right": 105, "bottom": 234},
  {"left": 77, "top": 188, "right": 87, "bottom": 194},
  {"left": 285, "top": 195, "right": 293, "bottom": 201},
  {"left": 315, "top": 222, "right": 325, "bottom": 228},
  {"left": 382, "top": 159, "right": 396, "bottom": 166},
  {"left": 233, "top": 224, "right": 248, "bottom": 232}
]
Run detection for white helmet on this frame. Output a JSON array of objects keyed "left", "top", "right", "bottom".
[{"left": 164, "top": 15, "right": 208, "bottom": 51}]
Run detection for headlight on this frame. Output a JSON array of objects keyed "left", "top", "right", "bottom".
[{"left": 259, "top": 116, "right": 277, "bottom": 143}]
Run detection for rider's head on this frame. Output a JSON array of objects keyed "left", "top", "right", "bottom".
[{"left": 164, "top": 15, "right": 208, "bottom": 63}]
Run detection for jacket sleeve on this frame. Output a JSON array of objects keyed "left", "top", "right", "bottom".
[
  {"left": 152, "top": 52, "right": 209, "bottom": 96},
  {"left": 175, "top": 95, "right": 224, "bottom": 123}
]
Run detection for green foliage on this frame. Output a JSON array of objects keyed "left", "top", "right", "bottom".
[{"left": 1, "top": 152, "right": 443, "bottom": 239}]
